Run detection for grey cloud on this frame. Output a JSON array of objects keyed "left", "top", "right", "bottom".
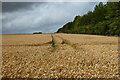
[{"left": 2, "top": 2, "right": 99, "bottom": 34}]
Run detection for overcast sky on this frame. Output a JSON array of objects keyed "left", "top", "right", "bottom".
[{"left": 2, "top": 2, "right": 100, "bottom": 34}]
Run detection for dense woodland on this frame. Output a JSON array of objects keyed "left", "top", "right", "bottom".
[{"left": 57, "top": 2, "right": 120, "bottom": 36}]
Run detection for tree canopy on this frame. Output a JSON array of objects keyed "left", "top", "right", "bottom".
[{"left": 57, "top": 2, "right": 120, "bottom": 36}]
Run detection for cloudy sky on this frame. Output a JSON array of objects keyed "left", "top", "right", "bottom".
[{"left": 2, "top": 2, "right": 100, "bottom": 34}]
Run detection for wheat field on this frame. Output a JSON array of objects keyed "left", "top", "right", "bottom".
[{"left": 2, "top": 33, "right": 119, "bottom": 78}]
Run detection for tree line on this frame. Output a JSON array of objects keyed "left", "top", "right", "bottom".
[{"left": 57, "top": 2, "right": 120, "bottom": 36}]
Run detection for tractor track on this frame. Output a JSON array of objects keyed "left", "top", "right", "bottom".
[
  {"left": 54, "top": 35, "right": 77, "bottom": 49},
  {"left": 52, "top": 34, "right": 76, "bottom": 51},
  {"left": 2, "top": 41, "right": 52, "bottom": 47}
]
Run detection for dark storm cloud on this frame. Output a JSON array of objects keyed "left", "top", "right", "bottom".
[
  {"left": 2, "top": 2, "right": 99, "bottom": 34},
  {"left": 2, "top": 2, "right": 44, "bottom": 13}
]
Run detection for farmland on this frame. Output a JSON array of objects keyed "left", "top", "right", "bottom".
[{"left": 2, "top": 33, "right": 119, "bottom": 78}]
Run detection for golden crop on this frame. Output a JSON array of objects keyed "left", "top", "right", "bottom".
[{"left": 2, "top": 33, "right": 119, "bottom": 78}]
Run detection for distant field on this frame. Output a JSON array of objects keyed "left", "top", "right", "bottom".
[{"left": 2, "top": 33, "right": 119, "bottom": 78}]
